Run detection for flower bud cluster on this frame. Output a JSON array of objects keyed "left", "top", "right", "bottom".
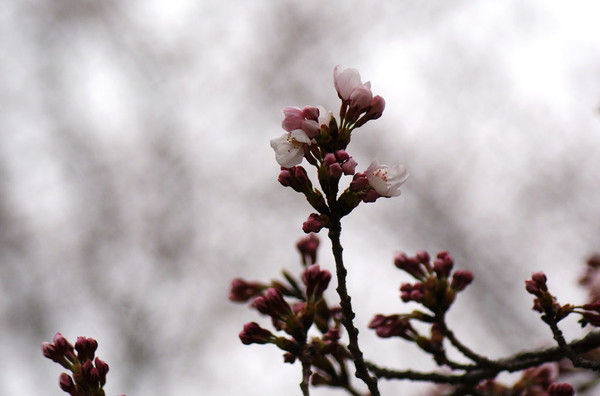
[
  {"left": 394, "top": 250, "right": 473, "bottom": 314},
  {"left": 369, "top": 250, "right": 473, "bottom": 363},
  {"left": 41, "top": 333, "right": 118, "bottom": 396},
  {"left": 230, "top": 234, "right": 361, "bottom": 392},
  {"left": 270, "top": 66, "right": 408, "bottom": 230},
  {"left": 525, "top": 272, "right": 573, "bottom": 323}
]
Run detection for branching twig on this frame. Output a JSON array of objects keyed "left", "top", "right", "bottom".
[{"left": 366, "top": 330, "right": 600, "bottom": 386}]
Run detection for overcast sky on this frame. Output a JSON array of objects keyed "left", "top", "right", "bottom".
[{"left": 1, "top": 1, "right": 600, "bottom": 395}]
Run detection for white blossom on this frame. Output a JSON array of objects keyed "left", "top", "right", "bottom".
[
  {"left": 270, "top": 130, "right": 311, "bottom": 167},
  {"left": 365, "top": 160, "right": 409, "bottom": 197}
]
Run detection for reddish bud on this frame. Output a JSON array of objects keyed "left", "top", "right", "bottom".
[
  {"left": 95, "top": 357, "right": 109, "bottom": 386},
  {"left": 302, "top": 264, "right": 331, "bottom": 301},
  {"left": 349, "top": 172, "right": 369, "bottom": 191},
  {"left": 296, "top": 233, "right": 320, "bottom": 265},
  {"left": 394, "top": 252, "right": 426, "bottom": 280},
  {"left": 58, "top": 373, "right": 76, "bottom": 393},
  {"left": 451, "top": 271, "right": 474, "bottom": 291},
  {"left": 302, "top": 213, "right": 324, "bottom": 234},
  {"left": 229, "top": 278, "right": 264, "bottom": 302},
  {"left": 368, "top": 314, "right": 416, "bottom": 340},
  {"left": 548, "top": 382, "right": 574, "bottom": 396},
  {"left": 239, "top": 322, "right": 274, "bottom": 345}
]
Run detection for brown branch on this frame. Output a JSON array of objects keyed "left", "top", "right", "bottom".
[
  {"left": 328, "top": 216, "right": 380, "bottom": 396},
  {"left": 366, "top": 330, "right": 600, "bottom": 386}
]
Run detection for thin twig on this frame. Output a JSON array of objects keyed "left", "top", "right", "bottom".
[
  {"left": 299, "top": 344, "right": 312, "bottom": 396},
  {"left": 545, "top": 315, "right": 600, "bottom": 371},
  {"left": 328, "top": 217, "right": 380, "bottom": 396}
]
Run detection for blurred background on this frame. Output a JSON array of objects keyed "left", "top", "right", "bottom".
[{"left": 1, "top": 0, "right": 600, "bottom": 394}]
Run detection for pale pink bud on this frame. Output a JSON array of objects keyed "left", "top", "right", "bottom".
[
  {"left": 328, "top": 163, "right": 343, "bottom": 178},
  {"left": 322, "top": 153, "right": 337, "bottom": 167},
  {"left": 349, "top": 85, "right": 373, "bottom": 110},
  {"left": 333, "top": 65, "right": 364, "bottom": 101},
  {"left": 281, "top": 107, "right": 304, "bottom": 132},
  {"left": 368, "top": 95, "right": 385, "bottom": 118},
  {"left": 341, "top": 157, "right": 358, "bottom": 175},
  {"left": 301, "top": 119, "right": 320, "bottom": 138}
]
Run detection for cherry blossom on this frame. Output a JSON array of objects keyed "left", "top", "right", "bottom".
[
  {"left": 270, "top": 130, "right": 311, "bottom": 167},
  {"left": 365, "top": 160, "right": 409, "bottom": 197}
]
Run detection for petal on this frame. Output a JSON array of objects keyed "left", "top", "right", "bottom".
[
  {"left": 334, "top": 65, "right": 363, "bottom": 100},
  {"left": 270, "top": 133, "right": 308, "bottom": 167}
]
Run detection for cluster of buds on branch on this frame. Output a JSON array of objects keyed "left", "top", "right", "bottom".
[
  {"left": 231, "top": 66, "right": 600, "bottom": 395},
  {"left": 230, "top": 233, "right": 364, "bottom": 394},
  {"left": 41, "top": 333, "right": 122, "bottom": 396}
]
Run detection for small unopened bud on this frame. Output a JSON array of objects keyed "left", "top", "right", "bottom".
[
  {"left": 296, "top": 233, "right": 320, "bottom": 265},
  {"left": 451, "top": 270, "right": 474, "bottom": 291},
  {"left": 548, "top": 382, "right": 574, "bottom": 396},
  {"left": 75, "top": 337, "right": 98, "bottom": 363},
  {"left": 252, "top": 288, "right": 293, "bottom": 320},
  {"left": 302, "top": 213, "right": 325, "bottom": 234},
  {"left": 361, "top": 188, "right": 380, "bottom": 203},
  {"left": 229, "top": 278, "right": 264, "bottom": 302},
  {"left": 94, "top": 357, "right": 109, "bottom": 386},
  {"left": 302, "top": 264, "right": 331, "bottom": 301},
  {"left": 58, "top": 373, "right": 76, "bottom": 393},
  {"left": 349, "top": 172, "right": 369, "bottom": 191},
  {"left": 394, "top": 252, "right": 426, "bottom": 280},
  {"left": 239, "top": 322, "right": 274, "bottom": 345},
  {"left": 433, "top": 251, "right": 454, "bottom": 278}
]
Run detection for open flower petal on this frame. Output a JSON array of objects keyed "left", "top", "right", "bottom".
[
  {"left": 366, "top": 160, "right": 409, "bottom": 197},
  {"left": 270, "top": 130, "right": 310, "bottom": 167}
]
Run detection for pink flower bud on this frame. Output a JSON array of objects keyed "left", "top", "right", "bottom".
[
  {"left": 229, "top": 278, "right": 264, "bottom": 302},
  {"left": 322, "top": 153, "right": 336, "bottom": 167},
  {"left": 349, "top": 172, "right": 369, "bottom": 191},
  {"left": 301, "top": 119, "right": 320, "bottom": 138},
  {"left": 296, "top": 233, "right": 320, "bottom": 265},
  {"left": 239, "top": 322, "right": 274, "bottom": 345},
  {"left": 95, "top": 357, "right": 109, "bottom": 386},
  {"left": 349, "top": 85, "right": 373, "bottom": 111},
  {"left": 341, "top": 157, "right": 358, "bottom": 175},
  {"left": 548, "top": 382, "right": 575, "bottom": 396},
  {"left": 367, "top": 95, "right": 385, "bottom": 120},
  {"left": 394, "top": 252, "right": 426, "bottom": 279},
  {"left": 281, "top": 106, "right": 304, "bottom": 132},
  {"left": 302, "top": 213, "right": 324, "bottom": 234},
  {"left": 368, "top": 314, "right": 415, "bottom": 340},
  {"left": 302, "top": 264, "right": 331, "bottom": 301},
  {"left": 334, "top": 150, "right": 349, "bottom": 162},
  {"left": 451, "top": 270, "right": 474, "bottom": 291},
  {"left": 328, "top": 162, "right": 343, "bottom": 178},
  {"left": 302, "top": 106, "right": 319, "bottom": 121},
  {"left": 361, "top": 189, "right": 380, "bottom": 203},
  {"left": 58, "top": 373, "right": 76, "bottom": 393},
  {"left": 252, "top": 288, "right": 293, "bottom": 321},
  {"left": 333, "top": 65, "right": 364, "bottom": 101}
]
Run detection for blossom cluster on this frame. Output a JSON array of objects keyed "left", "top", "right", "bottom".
[
  {"left": 41, "top": 333, "right": 122, "bottom": 396},
  {"left": 270, "top": 65, "right": 408, "bottom": 230}
]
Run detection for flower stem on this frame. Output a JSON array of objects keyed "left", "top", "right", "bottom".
[{"left": 328, "top": 216, "right": 380, "bottom": 396}]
